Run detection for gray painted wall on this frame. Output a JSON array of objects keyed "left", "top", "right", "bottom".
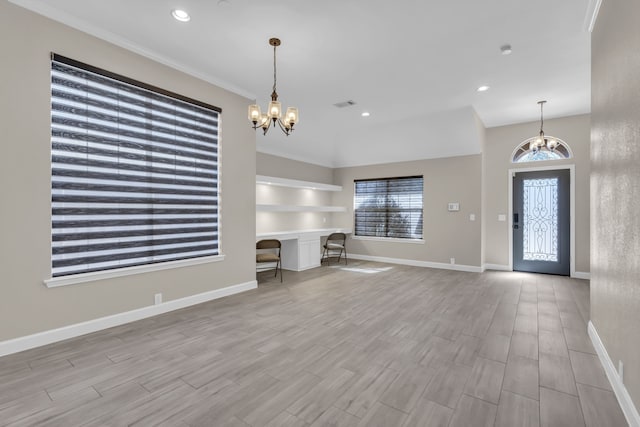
[
  {"left": 0, "top": 2, "right": 257, "bottom": 341},
  {"left": 256, "top": 152, "right": 334, "bottom": 184},
  {"left": 483, "top": 114, "right": 591, "bottom": 273},
  {"left": 591, "top": 0, "right": 640, "bottom": 410},
  {"left": 332, "top": 155, "right": 483, "bottom": 267},
  {"left": 259, "top": 114, "right": 591, "bottom": 273}
]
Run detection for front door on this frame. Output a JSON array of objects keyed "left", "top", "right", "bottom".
[{"left": 513, "top": 169, "right": 570, "bottom": 275}]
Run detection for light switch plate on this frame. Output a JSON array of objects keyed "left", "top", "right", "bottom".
[
  {"left": 469, "top": 214, "right": 476, "bottom": 221},
  {"left": 498, "top": 214, "right": 506, "bottom": 222},
  {"left": 448, "top": 203, "right": 460, "bottom": 212}
]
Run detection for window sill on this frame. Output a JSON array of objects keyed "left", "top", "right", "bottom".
[
  {"left": 351, "top": 236, "right": 425, "bottom": 244},
  {"left": 44, "top": 255, "right": 225, "bottom": 288}
]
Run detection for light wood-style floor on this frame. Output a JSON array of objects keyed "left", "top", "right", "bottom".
[{"left": 0, "top": 261, "right": 628, "bottom": 426}]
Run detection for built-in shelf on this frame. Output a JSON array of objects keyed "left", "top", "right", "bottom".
[
  {"left": 256, "top": 204, "right": 346, "bottom": 213},
  {"left": 256, "top": 175, "right": 342, "bottom": 192}
]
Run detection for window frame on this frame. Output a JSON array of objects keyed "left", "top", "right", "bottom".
[
  {"left": 46, "top": 54, "right": 223, "bottom": 287},
  {"left": 353, "top": 175, "right": 424, "bottom": 242},
  {"left": 511, "top": 136, "right": 572, "bottom": 163}
]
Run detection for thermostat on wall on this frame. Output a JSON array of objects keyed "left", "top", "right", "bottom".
[{"left": 448, "top": 202, "right": 460, "bottom": 212}]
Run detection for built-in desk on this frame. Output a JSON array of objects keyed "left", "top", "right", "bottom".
[{"left": 256, "top": 228, "right": 351, "bottom": 271}]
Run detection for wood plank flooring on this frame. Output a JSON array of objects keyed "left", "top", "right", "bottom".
[{"left": 0, "top": 261, "right": 628, "bottom": 426}]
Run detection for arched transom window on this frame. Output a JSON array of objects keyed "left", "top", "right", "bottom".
[{"left": 512, "top": 136, "right": 572, "bottom": 163}]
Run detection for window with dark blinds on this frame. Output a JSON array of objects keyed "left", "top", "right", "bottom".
[
  {"left": 50, "top": 54, "right": 221, "bottom": 278},
  {"left": 354, "top": 176, "right": 423, "bottom": 239}
]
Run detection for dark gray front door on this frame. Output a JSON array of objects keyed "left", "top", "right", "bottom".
[{"left": 513, "top": 169, "right": 570, "bottom": 276}]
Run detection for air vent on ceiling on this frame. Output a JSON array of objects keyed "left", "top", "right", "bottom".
[{"left": 333, "top": 100, "right": 357, "bottom": 108}]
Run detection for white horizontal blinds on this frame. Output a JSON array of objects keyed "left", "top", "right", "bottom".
[
  {"left": 51, "top": 55, "right": 221, "bottom": 277},
  {"left": 354, "top": 176, "right": 423, "bottom": 239}
]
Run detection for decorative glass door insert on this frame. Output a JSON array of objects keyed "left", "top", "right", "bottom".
[{"left": 522, "top": 178, "right": 558, "bottom": 261}]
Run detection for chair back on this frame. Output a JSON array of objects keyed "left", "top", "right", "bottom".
[
  {"left": 326, "top": 233, "right": 346, "bottom": 243},
  {"left": 256, "top": 239, "right": 281, "bottom": 250}
]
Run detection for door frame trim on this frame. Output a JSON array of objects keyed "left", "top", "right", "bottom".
[{"left": 508, "top": 164, "right": 576, "bottom": 277}]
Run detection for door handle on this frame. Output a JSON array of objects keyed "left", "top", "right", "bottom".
[{"left": 513, "top": 213, "right": 519, "bottom": 229}]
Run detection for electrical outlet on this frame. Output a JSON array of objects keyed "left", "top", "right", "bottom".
[
  {"left": 450, "top": 257, "right": 455, "bottom": 265},
  {"left": 154, "top": 293, "right": 162, "bottom": 305},
  {"left": 469, "top": 214, "right": 476, "bottom": 221}
]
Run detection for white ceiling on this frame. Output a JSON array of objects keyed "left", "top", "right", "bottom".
[{"left": 11, "top": 0, "right": 593, "bottom": 167}]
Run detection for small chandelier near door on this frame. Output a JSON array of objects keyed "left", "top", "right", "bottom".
[
  {"left": 248, "top": 38, "right": 299, "bottom": 136},
  {"left": 531, "top": 100, "right": 559, "bottom": 152}
]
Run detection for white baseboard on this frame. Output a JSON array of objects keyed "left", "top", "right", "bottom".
[
  {"left": 282, "top": 263, "right": 321, "bottom": 272},
  {"left": 573, "top": 271, "right": 591, "bottom": 280},
  {"left": 483, "top": 263, "right": 511, "bottom": 272},
  {"left": 348, "top": 253, "right": 482, "bottom": 273},
  {"left": 0, "top": 280, "right": 257, "bottom": 358},
  {"left": 588, "top": 321, "right": 640, "bottom": 427}
]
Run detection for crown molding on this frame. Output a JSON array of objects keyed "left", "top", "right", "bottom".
[
  {"left": 583, "top": 0, "right": 603, "bottom": 33},
  {"left": 9, "top": 0, "right": 256, "bottom": 100}
]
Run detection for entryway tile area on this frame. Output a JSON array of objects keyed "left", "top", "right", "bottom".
[{"left": 0, "top": 262, "right": 628, "bottom": 426}]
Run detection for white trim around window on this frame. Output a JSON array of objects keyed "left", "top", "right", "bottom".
[{"left": 44, "top": 254, "right": 225, "bottom": 288}]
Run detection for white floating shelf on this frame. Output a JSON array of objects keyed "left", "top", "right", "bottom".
[
  {"left": 256, "top": 204, "right": 346, "bottom": 213},
  {"left": 256, "top": 175, "right": 342, "bottom": 192}
]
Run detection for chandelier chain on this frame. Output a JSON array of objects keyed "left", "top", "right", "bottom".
[{"left": 272, "top": 44, "right": 277, "bottom": 95}]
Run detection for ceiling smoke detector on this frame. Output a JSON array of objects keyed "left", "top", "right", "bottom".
[
  {"left": 333, "top": 100, "right": 357, "bottom": 108},
  {"left": 500, "top": 44, "right": 512, "bottom": 55}
]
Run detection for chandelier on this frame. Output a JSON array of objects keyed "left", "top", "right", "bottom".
[
  {"left": 531, "top": 100, "right": 558, "bottom": 152},
  {"left": 248, "top": 38, "right": 299, "bottom": 136}
]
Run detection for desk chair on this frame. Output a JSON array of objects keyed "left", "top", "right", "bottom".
[
  {"left": 321, "top": 232, "right": 347, "bottom": 265},
  {"left": 256, "top": 239, "right": 282, "bottom": 282}
]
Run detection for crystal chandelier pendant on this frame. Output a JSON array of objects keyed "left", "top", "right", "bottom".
[
  {"left": 530, "top": 100, "right": 555, "bottom": 153},
  {"left": 248, "top": 38, "right": 299, "bottom": 136}
]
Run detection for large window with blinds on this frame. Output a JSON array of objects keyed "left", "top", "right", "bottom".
[
  {"left": 50, "top": 54, "right": 220, "bottom": 279},
  {"left": 354, "top": 176, "right": 423, "bottom": 240}
]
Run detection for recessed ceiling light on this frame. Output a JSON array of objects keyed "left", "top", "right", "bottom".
[
  {"left": 171, "top": 9, "right": 191, "bottom": 22},
  {"left": 361, "top": 112, "right": 370, "bottom": 117},
  {"left": 500, "top": 44, "right": 512, "bottom": 55},
  {"left": 477, "top": 85, "right": 490, "bottom": 92}
]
